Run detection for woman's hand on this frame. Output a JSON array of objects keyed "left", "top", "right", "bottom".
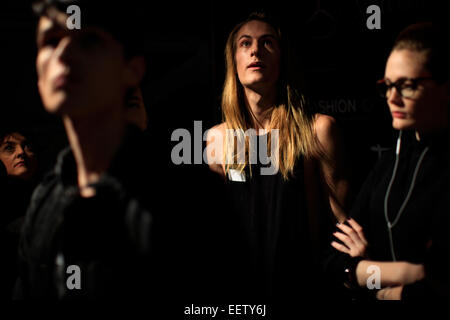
[
  {"left": 376, "top": 285, "right": 403, "bottom": 300},
  {"left": 331, "top": 218, "right": 368, "bottom": 258}
]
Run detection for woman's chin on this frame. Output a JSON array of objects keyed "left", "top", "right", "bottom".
[{"left": 392, "top": 119, "right": 415, "bottom": 131}]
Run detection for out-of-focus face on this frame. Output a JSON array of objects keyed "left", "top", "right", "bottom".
[
  {"left": 125, "top": 87, "right": 148, "bottom": 131},
  {"left": 234, "top": 20, "right": 281, "bottom": 92},
  {"left": 36, "top": 9, "right": 133, "bottom": 118},
  {"left": 384, "top": 49, "right": 449, "bottom": 134},
  {"left": 0, "top": 133, "right": 38, "bottom": 181}
]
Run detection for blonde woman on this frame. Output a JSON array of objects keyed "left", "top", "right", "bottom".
[{"left": 207, "top": 12, "right": 351, "bottom": 298}]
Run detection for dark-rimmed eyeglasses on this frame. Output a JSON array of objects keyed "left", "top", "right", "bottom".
[{"left": 376, "top": 77, "right": 434, "bottom": 99}]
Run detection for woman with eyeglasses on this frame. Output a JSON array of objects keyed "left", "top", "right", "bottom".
[{"left": 325, "top": 22, "right": 450, "bottom": 300}]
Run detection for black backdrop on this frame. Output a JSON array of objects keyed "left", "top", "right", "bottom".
[{"left": 0, "top": 0, "right": 443, "bottom": 190}]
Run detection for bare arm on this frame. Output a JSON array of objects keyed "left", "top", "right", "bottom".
[
  {"left": 355, "top": 260, "right": 425, "bottom": 288},
  {"left": 206, "top": 123, "right": 226, "bottom": 178},
  {"left": 331, "top": 217, "right": 424, "bottom": 299},
  {"left": 314, "top": 114, "right": 351, "bottom": 222},
  {"left": 376, "top": 285, "right": 404, "bottom": 300}
]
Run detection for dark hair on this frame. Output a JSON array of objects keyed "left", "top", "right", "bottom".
[
  {"left": 32, "top": 0, "right": 146, "bottom": 58},
  {"left": 0, "top": 126, "right": 37, "bottom": 152},
  {"left": 1, "top": 126, "right": 25, "bottom": 143},
  {"left": 0, "top": 158, "right": 6, "bottom": 179},
  {"left": 393, "top": 22, "right": 449, "bottom": 83}
]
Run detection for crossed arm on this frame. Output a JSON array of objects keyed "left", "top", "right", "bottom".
[{"left": 331, "top": 218, "right": 425, "bottom": 300}]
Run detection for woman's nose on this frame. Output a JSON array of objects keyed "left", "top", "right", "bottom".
[
  {"left": 15, "top": 146, "right": 25, "bottom": 158},
  {"left": 54, "top": 35, "right": 76, "bottom": 64},
  {"left": 251, "top": 42, "right": 260, "bottom": 57},
  {"left": 388, "top": 86, "right": 404, "bottom": 106}
]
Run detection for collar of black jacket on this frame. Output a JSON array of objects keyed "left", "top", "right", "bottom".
[{"left": 53, "top": 125, "right": 150, "bottom": 193}]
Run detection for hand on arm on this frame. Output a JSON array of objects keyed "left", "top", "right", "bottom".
[
  {"left": 330, "top": 217, "right": 424, "bottom": 296},
  {"left": 376, "top": 285, "right": 404, "bottom": 300},
  {"left": 331, "top": 218, "right": 368, "bottom": 258}
]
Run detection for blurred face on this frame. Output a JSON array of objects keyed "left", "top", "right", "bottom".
[
  {"left": 234, "top": 20, "right": 281, "bottom": 92},
  {"left": 0, "top": 133, "right": 38, "bottom": 181},
  {"left": 384, "top": 49, "right": 449, "bottom": 134},
  {"left": 125, "top": 87, "right": 148, "bottom": 131},
  {"left": 36, "top": 9, "right": 135, "bottom": 118}
]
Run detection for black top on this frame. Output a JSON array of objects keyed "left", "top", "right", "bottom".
[
  {"left": 15, "top": 127, "right": 155, "bottom": 299},
  {"left": 0, "top": 176, "right": 35, "bottom": 299},
  {"left": 15, "top": 126, "right": 243, "bottom": 302},
  {"left": 225, "top": 134, "right": 318, "bottom": 299},
  {"left": 325, "top": 130, "right": 450, "bottom": 300}
]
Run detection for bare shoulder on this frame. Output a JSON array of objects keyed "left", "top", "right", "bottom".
[
  {"left": 313, "top": 114, "right": 338, "bottom": 143},
  {"left": 207, "top": 122, "right": 227, "bottom": 138},
  {"left": 206, "top": 122, "right": 227, "bottom": 146},
  {"left": 206, "top": 122, "right": 227, "bottom": 177},
  {"left": 313, "top": 114, "right": 344, "bottom": 162},
  {"left": 313, "top": 113, "right": 347, "bottom": 168}
]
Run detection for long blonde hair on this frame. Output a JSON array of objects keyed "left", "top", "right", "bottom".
[{"left": 222, "top": 12, "right": 319, "bottom": 180}]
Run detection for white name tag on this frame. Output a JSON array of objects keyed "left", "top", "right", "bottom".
[{"left": 228, "top": 169, "right": 246, "bottom": 182}]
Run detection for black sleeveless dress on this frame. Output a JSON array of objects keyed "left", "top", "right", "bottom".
[{"left": 225, "top": 134, "right": 317, "bottom": 299}]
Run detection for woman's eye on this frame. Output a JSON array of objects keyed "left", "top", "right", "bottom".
[
  {"left": 401, "top": 86, "right": 415, "bottom": 94},
  {"left": 263, "top": 39, "right": 272, "bottom": 46},
  {"left": 240, "top": 40, "right": 251, "bottom": 47},
  {"left": 401, "top": 83, "right": 416, "bottom": 91}
]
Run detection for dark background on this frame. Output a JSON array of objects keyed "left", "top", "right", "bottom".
[{"left": 0, "top": 0, "right": 443, "bottom": 190}]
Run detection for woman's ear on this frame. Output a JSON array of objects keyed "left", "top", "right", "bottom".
[{"left": 124, "top": 55, "right": 146, "bottom": 87}]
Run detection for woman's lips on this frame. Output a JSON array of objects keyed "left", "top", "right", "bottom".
[
  {"left": 53, "top": 73, "right": 79, "bottom": 90},
  {"left": 247, "top": 62, "right": 265, "bottom": 69},
  {"left": 392, "top": 112, "right": 407, "bottom": 119},
  {"left": 53, "top": 74, "right": 70, "bottom": 89},
  {"left": 14, "top": 161, "right": 25, "bottom": 168}
]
